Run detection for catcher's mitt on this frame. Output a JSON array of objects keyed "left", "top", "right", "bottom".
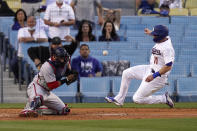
[{"left": 65, "top": 70, "right": 78, "bottom": 85}]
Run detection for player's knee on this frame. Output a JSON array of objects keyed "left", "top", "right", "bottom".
[
  {"left": 122, "top": 69, "right": 130, "bottom": 79},
  {"left": 122, "top": 68, "right": 135, "bottom": 79},
  {"left": 133, "top": 95, "right": 142, "bottom": 104}
]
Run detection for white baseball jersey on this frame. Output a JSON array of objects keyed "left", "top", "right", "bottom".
[
  {"left": 150, "top": 36, "right": 175, "bottom": 76},
  {"left": 114, "top": 37, "right": 175, "bottom": 105}
]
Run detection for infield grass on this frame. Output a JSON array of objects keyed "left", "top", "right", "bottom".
[{"left": 0, "top": 118, "right": 197, "bottom": 131}]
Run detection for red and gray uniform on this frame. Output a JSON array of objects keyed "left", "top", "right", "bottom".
[{"left": 25, "top": 58, "right": 68, "bottom": 115}]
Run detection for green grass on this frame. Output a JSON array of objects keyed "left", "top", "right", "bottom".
[
  {"left": 0, "top": 102, "right": 197, "bottom": 109},
  {"left": 0, "top": 118, "right": 197, "bottom": 131}
]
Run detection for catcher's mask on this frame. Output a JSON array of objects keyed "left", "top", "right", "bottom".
[
  {"left": 53, "top": 47, "right": 70, "bottom": 67},
  {"left": 151, "top": 25, "right": 169, "bottom": 43}
]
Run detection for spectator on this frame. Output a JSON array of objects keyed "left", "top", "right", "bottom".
[
  {"left": 44, "top": 0, "right": 75, "bottom": 41},
  {"left": 46, "top": 0, "right": 72, "bottom": 6},
  {"left": 0, "top": 0, "right": 15, "bottom": 16},
  {"left": 21, "top": 0, "right": 42, "bottom": 16},
  {"left": 159, "top": 0, "right": 182, "bottom": 8},
  {"left": 136, "top": 0, "right": 158, "bottom": 15},
  {"left": 10, "top": 16, "right": 48, "bottom": 82},
  {"left": 159, "top": 4, "right": 170, "bottom": 17},
  {"left": 103, "top": 8, "right": 121, "bottom": 31},
  {"left": 28, "top": 36, "right": 78, "bottom": 70},
  {"left": 12, "top": 9, "right": 27, "bottom": 31},
  {"left": 71, "top": 44, "right": 102, "bottom": 77},
  {"left": 70, "top": 0, "right": 103, "bottom": 29},
  {"left": 18, "top": 16, "right": 48, "bottom": 44},
  {"left": 75, "top": 20, "right": 96, "bottom": 42},
  {"left": 99, "top": 20, "right": 120, "bottom": 41},
  {"left": 36, "top": 5, "right": 49, "bottom": 32}
]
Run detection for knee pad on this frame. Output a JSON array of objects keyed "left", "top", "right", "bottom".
[
  {"left": 62, "top": 104, "right": 70, "bottom": 115},
  {"left": 30, "top": 95, "right": 43, "bottom": 110}
]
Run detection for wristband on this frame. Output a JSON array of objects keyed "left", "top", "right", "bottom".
[{"left": 152, "top": 71, "right": 161, "bottom": 79}]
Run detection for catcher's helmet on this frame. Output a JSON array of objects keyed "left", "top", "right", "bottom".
[
  {"left": 54, "top": 47, "right": 69, "bottom": 58},
  {"left": 151, "top": 25, "right": 169, "bottom": 42},
  {"left": 53, "top": 47, "right": 70, "bottom": 66}
]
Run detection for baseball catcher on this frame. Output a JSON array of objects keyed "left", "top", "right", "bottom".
[{"left": 19, "top": 47, "right": 78, "bottom": 117}]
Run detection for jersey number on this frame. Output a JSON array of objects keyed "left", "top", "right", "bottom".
[{"left": 154, "top": 57, "right": 158, "bottom": 64}]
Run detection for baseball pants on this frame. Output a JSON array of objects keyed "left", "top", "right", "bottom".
[
  {"left": 25, "top": 82, "right": 65, "bottom": 114},
  {"left": 114, "top": 65, "right": 167, "bottom": 105}
]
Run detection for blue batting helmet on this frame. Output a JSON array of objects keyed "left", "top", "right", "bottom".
[{"left": 151, "top": 25, "right": 169, "bottom": 42}]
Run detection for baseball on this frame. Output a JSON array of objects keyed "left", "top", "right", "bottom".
[{"left": 103, "top": 50, "right": 108, "bottom": 56}]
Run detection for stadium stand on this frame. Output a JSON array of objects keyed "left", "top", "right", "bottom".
[
  {"left": 185, "top": 0, "right": 197, "bottom": 9},
  {"left": 190, "top": 8, "right": 197, "bottom": 16},
  {"left": 191, "top": 63, "right": 197, "bottom": 77},
  {"left": 169, "top": 8, "right": 189, "bottom": 16},
  {"left": 52, "top": 81, "right": 78, "bottom": 103},
  {"left": 177, "top": 77, "right": 197, "bottom": 102},
  {"left": 80, "top": 77, "right": 110, "bottom": 103},
  {"left": 6, "top": 0, "right": 21, "bottom": 12}
]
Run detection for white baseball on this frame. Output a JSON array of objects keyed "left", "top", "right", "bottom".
[{"left": 103, "top": 50, "right": 108, "bottom": 56}]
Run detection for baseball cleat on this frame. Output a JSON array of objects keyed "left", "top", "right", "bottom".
[
  {"left": 165, "top": 92, "right": 174, "bottom": 108},
  {"left": 19, "top": 109, "right": 38, "bottom": 117},
  {"left": 105, "top": 96, "right": 123, "bottom": 106}
]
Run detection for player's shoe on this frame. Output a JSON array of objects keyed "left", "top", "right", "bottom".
[
  {"left": 19, "top": 109, "right": 38, "bottom": 117},
  {"left": 165, "top": 92, "right": 174, "bottom": 108},
  {"left": 105, "top": 96, "right": 122, "bottom": 106},
  {"left": 63, "top": 104, "right": 71, "bottom": 115}
]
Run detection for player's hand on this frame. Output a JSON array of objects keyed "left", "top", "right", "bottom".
[
  {"left": 65, "top": 71, "right": 78, "bottom": 85},
  {"left": 144, "top": 28, "right": 152, "bottom": 35},
  {"left": 145, "top": 75, "right": 154, "bottom": 82},
  {"left": 67, "top": 74, "right": 75, "bottom": 81}
]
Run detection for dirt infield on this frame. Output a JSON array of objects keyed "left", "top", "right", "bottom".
[{"left": 1, "top": 108, "right": 197, "bottom": 120}]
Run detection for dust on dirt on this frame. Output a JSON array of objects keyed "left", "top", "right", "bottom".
[{"left": 1, "top": 108, "right": 197, "bottom": 120}]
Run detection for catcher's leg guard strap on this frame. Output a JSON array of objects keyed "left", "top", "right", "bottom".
[{"left": 30, "top": 95, "right": 43, "bottom": 110}]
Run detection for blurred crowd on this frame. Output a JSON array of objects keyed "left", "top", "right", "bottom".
[
  {"left": 0, "top": 0, "right": 126, "bottom": 83},
  {"left": 0, "top": 0, "right": 189, "bottom": 83}
]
